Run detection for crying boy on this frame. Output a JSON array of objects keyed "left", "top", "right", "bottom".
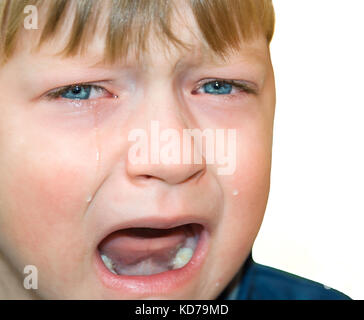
[{"left": 0, "top": 0, "right": 350, "bottom": 299}]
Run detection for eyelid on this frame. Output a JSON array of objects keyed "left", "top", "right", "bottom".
[{"left": 192, "top": 78, "right": 259, "bottom": 95}]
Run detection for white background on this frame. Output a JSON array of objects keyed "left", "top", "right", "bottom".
[{"left": 253, "top": 0, "right": 364, "bottom": 299}]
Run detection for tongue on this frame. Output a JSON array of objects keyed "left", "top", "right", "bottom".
[{"left": 98, "top": 225, "right": 193, "bottom": 275}]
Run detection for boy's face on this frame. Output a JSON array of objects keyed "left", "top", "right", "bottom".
[{"left": 0, "top": 5, "right": 275, "bottom": 299}]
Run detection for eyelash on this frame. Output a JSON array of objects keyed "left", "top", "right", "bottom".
[
  {"left": 192, "top": 79, "right": 258, "bottom": 96},
  {"left": 44, "top": 79, "right": 257, "bottom": 101},
  {"left": 45, "top": 84, "right": 113, "bottom": 100}
]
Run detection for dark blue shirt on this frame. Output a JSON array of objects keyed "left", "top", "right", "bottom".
[{"left": 218, "top": 254, "right": 351, "bottom": 300}]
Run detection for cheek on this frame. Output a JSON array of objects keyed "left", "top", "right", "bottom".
[
  {"left": 0, "top": 121, "right": 97, "bottom": 274},
  {"left": 219, "top": 125, "right": 272, "bottom": 252},
  {"left": 9, "top": 165, "right": 85, "bottom": 232},
  {"left": 203, "top": 134, "right": 271, "bottom": 298},
  {"left": 232, "top": 125, "right": 272, "bottom": 223}
]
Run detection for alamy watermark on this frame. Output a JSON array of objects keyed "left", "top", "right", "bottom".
[
  {"left": 24, "top": 5, "right": 38, "bottom": 30},
  {"left": 128, "top": 121, "right": 237, "bottom": 175},
  {"left": 23, "top": 265, "right": 38, "bottom": 290}
]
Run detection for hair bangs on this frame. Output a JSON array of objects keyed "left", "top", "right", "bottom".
[{"left": 0, "top": 0, "right": 275, "bottom": 64}]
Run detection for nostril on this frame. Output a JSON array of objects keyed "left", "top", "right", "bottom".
[
  {"left": 129, "top": 162, "right": 205, "bottom": 185},
  {"left": 133, "top": 174, "right": 163, "bottom": 185}
]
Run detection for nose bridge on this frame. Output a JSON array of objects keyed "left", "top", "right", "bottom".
[
  {"left": 125, "top": 80, "right": 205, "bottom": 185},
  {"left": 142, "top": 75, "right": 188, "bottom": 140}
]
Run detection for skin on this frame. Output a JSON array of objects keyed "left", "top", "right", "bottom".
[{"left": 0, "top": 4, "right": 275, "bottom": 299}]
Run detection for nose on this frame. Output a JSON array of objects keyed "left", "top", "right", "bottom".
[{"left": 126, "top": 92, "right": 205, "bottom": 186}]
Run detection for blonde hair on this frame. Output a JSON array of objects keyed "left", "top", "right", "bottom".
[{"left": 0, "top": 0, "right": 275, "bottom": 63}]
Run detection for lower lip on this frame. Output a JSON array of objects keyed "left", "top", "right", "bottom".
[{"left": 94, "top": 227, "right": 209, "bottom": 297}]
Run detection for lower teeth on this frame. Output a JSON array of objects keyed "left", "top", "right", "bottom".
[
  {"left": 171, "top": 247, "right": 194, "bottom": 269},
  {"left": 101, "top": 254, "right": 117, "bottom": 274},
  {"left": 100, "top": 246, "right": 195, "bottom": 276}
]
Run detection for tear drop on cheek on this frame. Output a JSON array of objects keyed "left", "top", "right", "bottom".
[
  {"left": 232, "top": 190, "right": 239, "bottom": 196},
  {"left": 85, "top": 104, "right": 101, "bottom": 209},
  {"left": 72, "top": 101, "right": 82, "bottom": 108}
]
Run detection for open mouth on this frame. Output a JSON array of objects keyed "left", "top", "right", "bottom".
[{"left": 98, "top": 224, "right": 202, "bottom": 277}]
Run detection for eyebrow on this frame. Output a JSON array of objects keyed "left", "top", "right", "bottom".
[{"left": 88, "top": 41, "right": 239, "bottom": 72}]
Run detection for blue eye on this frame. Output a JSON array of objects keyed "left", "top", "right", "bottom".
[
  {"left": 203, "top": 81, "right": 232, "bottom": 95},
  {"left": 46, "top": 84, "right": 113, "bottom": 101},
  {"left": 61, "top": 85, "right": 91, "bottom": 100}
]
